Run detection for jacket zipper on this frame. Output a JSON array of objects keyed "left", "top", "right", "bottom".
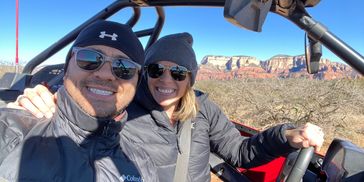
[
  {"left": 89, "top": 140, "right": 97, "bottom": 182},
  {"left": 176, "top": 121, "right": 182, "bottom": 154},
  {"left": 89, "top": 121, "right": 111, "bottom": 182}
]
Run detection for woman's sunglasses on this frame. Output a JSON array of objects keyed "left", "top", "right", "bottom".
[
  {"left": 145, "top": 63, "right": 190, "bottom": 81},
  {"left": 72, "top": 47, "right": 141, "bottom": 80}
]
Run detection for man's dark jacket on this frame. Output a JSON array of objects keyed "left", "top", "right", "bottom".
[
  {"left": 0, "top": 87, "right": 156, "bottom": 182},
  {"left": 121, "top": 78, "right": 297, "bottom": 182}
]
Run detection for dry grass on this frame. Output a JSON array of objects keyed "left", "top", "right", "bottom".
[
  {"left": 195, "top": 78, "right": 364, "bottom": 153},
  {"left": 0, "top": 65, "right": 19, "bottom": 78}
]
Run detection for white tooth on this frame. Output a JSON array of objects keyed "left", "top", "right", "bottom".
[
  {"left": 89, "top": 88, "right": 113, "bottom": 96},
  {"left": 157, "top": 88, "right": 174, "bottom": 94}
]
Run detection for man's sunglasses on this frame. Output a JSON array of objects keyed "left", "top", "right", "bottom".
[
  {"left": 72, "top": 47, "right": 141, "bottom": 80},
  {"left": 145, "top": 63, "right": 191, "bottom": 81}
]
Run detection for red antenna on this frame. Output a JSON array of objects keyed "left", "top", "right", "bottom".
[{"left": 15, "top": 0, "right": 19, "bottom": 72}]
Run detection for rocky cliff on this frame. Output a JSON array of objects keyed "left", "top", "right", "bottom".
[{"left": 196, "top": 55, "right": 359, "bottom": 80}]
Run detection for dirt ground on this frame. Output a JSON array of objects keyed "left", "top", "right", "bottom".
[{"left": 211, "top": 172, "right": 223, "bottom": 182}]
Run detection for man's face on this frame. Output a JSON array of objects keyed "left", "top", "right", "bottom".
[{"left": 63, "top": 45, "right": 138, "bottom": 118}]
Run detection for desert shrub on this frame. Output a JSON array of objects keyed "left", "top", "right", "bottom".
[
  {"left": 195, "top": 78, "right": 364, "bottom": 151},
  {"left": 0, "top": 65, "right": 23, "bottom": 78},
  {"left": 0, "top": 66, "right": 15, "bottom": 78}
]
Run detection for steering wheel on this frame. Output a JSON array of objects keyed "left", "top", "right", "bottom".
[{"left": 285, "top": 147, "right": 314, "bottom": 182}]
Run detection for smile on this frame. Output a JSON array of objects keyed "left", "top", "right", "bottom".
[
  {"left": 157, "top": 87, "right": 175, "bottom": 94},
  {"left": 88, "top": 87, "right": 113, "bottom": 96}
]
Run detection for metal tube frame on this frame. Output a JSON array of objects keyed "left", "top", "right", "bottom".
[
  {"left": 271, "top": 0, "right": 364, "bottom": 75},
  {"left": 23, "top": 0, "right": 364, "bottom": 76}
]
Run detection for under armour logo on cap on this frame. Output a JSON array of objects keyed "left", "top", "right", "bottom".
[{"left": 99, "top": 31, "right": 118, "bottom": 41}]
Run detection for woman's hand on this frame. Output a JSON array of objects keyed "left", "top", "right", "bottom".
[
  {"left": 285, "top": 123, "right": 324, "bottom": 153},
  {"left": 7, "top": 84, "right": 57, "bottom": 119}
]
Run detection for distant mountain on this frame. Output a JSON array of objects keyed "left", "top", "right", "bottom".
[{"left": 196, "top": 55, "right": 359, "bottom": 80}]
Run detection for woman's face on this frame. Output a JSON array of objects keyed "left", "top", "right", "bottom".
[{"left": 147, "top": 61, "right": 190, "bottom": 111}]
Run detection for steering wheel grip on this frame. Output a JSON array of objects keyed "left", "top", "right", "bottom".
[{"left": 285, "top": 147, "right": 314, "bottom": 182}]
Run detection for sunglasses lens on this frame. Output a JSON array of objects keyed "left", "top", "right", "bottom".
[
  {"left": 147, "top": 64, "right": 189, "bottom": 81},
  {"left": 170, "top": 66, "right": 188, "bottom": 81},
  {"left": 112, "top": 59, "right": 138, "bottom": 80},
  {"left": 76, "top": 49, "right": 103, "bottom": 70},
  {"left": 75, "top": 48, "right": 139, "bottom": 80},
  {"left": 147, "top": 64, "right": 164, "bottom": 78}
]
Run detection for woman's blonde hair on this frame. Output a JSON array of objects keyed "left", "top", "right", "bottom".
[{"left": 173, "top": 85, "right": 199, "bottom": 122}]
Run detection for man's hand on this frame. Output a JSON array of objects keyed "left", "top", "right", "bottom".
[
  {"left": 7, "top": 84, "right": 56, "bottom": 119},
  {"left": 285, "top": 123, "right": 324, "bottom": 153}
]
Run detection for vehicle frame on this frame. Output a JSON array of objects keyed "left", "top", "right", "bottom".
[{"left": 1, "top": 0, "right": 364, "bottom": 181}]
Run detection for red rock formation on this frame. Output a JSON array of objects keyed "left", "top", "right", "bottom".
[{"left": 196, "top": 55, "right": 359, "bottom": 81}]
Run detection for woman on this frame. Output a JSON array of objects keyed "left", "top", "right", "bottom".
[{"left": 9, "top": 33, "right": 324, "bottom": 182}]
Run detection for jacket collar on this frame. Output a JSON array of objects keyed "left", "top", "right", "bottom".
[
  {"left": 135, "top": 77, "right": 175, "bottom": 131},
  {"left": 55, "top": 87, "right": 125, "bottom": 139}
]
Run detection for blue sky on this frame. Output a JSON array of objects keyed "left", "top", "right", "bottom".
[{"left": 0, "top": 0, "right": 363, "bottom": 66}]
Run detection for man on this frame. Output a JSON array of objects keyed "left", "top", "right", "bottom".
[{"left": 0, "top": 20, "right": 156, "bottom": 181}]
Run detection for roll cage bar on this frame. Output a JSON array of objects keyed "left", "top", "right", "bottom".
[{"left": 22, "top": 0, "right": 364, "bottom": 76}]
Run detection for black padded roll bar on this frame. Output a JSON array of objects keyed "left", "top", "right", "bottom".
[
  {"left": 23, "top": 0, "right": 138, "bottom": 74},
  {"left": 271, "top": 0, "right": 364, "bottom": 75}
]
